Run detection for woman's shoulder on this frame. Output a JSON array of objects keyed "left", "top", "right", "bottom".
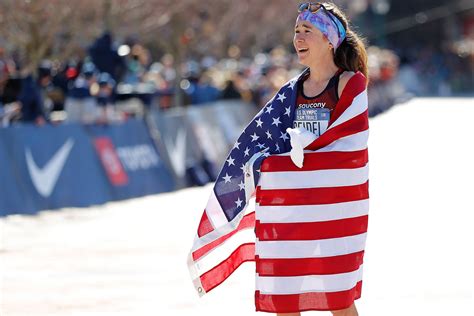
[
  {"left": 337, "top": 71, "right": 355, "bottom": 98},
  {"left": 338, "top": 71, "right": 367, "bottom": 98}
]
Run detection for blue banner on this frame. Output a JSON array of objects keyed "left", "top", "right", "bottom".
[
  {"left": 0, "top": 123, "right": 112, "bottom": 216},
  {"left": 86, "top": 119, "right": 175, "bottom": 200}
]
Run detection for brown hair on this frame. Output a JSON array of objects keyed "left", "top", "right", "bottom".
[{"left": 322, "top": 2, "right": 369, "bottom": 81}]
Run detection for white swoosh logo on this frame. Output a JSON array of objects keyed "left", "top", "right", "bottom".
[
  {"left": 25, "top": 139, "right": 75, "bottom": 198},
  {"left": 165, "top": 128, "right": 186, "bottom": 177}
]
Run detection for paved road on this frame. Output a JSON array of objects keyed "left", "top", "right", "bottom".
[{"left": 1, "top": 98, "right": 473, "bottom": 315}]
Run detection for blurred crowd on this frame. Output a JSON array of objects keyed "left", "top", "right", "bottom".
[{"left": 1, "top": 32, "right": 472, "bottom": 127}]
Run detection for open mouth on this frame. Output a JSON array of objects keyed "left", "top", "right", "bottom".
[{"left": 297, "top": 48, "right": 309, "bottom": 53}]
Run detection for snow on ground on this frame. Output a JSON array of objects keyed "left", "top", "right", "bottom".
[{"left": 1, "top": 97, "right": 473, "bottom": 316}]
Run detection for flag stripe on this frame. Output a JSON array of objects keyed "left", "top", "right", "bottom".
[
  {"left": 256, "top": 251, "right": 364, "bottom": 276},
  {"left": 196, "top": 227, "right": 255, "bottom": 276},
  {"left": 256, "top": 233, "right": 367, "bottom": 259},
  {"left": 258, "top": 181, "right": 369, "bottom": 206},
  {"left": 260, "top": 165, "right": 368, "bottom": 190},
  {"left": 193, "top": 212, "right": 255, "bottom": 261},
  {"left": 256, "top": 264, "right": 363, "bottom": 294},
  {"left": 256, "top": 215, "right": 368, "bottom": 241},
  {"left": 276, "top": 129, "right": 369, "bottom": 157},
  {"left": 261, "top": 149, "right": 368, "bottom": 172},
  {"left": 314, "top": 129, "right": 369, "bottom": 153},
  {"left": 327, "top": 72, "right": 367, "bottom": 126},
  {"left": 255, "top": 199, "right": 369, "bottom": 223},
  {"left": 330, "top": 90, "right": 368, "bottom": 130},
  {"left": 255, "top": 281, "right": 363, "bottom": 313},
  {"left": 197, "top": 211, "right": 214, "bottom": 238},
  {"left": 307, "top": 109, "right": 369, "bottom": 151},
  {"left": 205, "top": 191, "right": 229, "bottom": 229},
  {"left": 201, "top": 243, "right": 255, "bottom": 292}
]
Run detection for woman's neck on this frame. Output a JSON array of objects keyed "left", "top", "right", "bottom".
[{"left": 307, "top": 58, "right": 339, "bottom": 84}]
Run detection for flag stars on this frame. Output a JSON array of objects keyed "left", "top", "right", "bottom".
[
  {"left": 235, "top": 197, "right": 243, "bottom": 208},
  {"left": 284, "top": 106, "right": 291, "bottom": 117},
  {"left": 240, "top": 164, "right": 245, "bottom": 172},
  {"left": 265, "top": 130, "right": 272, "bottom": 139},
  {"left": 238, "top": 181, "right": 245, "bottom": 191},
  {"left": 272, "top": 117, "right": 282, "bottom": 127},
  {"left": 226, "top": 156, "right": 235, "bottom": 166},
  {"left": 256, "top": 142, "right": 265, "bottom": 149},
  {"left": 233, "top": 141, "right": 241, "bottom": 150},
  {"left": 277, "top": 92, "right": 286, "bottom": 103},
  {"left": 223, "top": 173, "right": 232, "bottom": 183},
  {"left": 275, "top": 143, "right": 281, "bottom": 152},
  {"left": 289, "top": 80, "right": 297, "bottom": 90},
  {"left": 250, "top": 133, "right": 260, "bottom": 142},
  {"left": 265, "top": 104, "right": 274, "bottom": 114},
  {"left": 244, "top": 147, "right": 250, "bottom": 157},
  {"left": 280, "top": 131, "right": 289, "bottom": 141},
  {"left": 255, "top": 118, "right": 263, "bottom": 128}
]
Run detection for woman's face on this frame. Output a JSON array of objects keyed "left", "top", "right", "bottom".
[{"left": 293, "top": 16, "right": 332, "bottom": 67}]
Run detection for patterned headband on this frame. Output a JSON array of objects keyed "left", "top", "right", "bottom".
[{"left": 298, "top": 8, "right": 346, "bottom": 50}]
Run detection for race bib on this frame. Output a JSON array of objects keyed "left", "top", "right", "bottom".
[{"left": 293, "top": 107, "right": 330, "bottom": 136}]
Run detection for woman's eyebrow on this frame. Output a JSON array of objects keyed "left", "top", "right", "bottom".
[{"left": 295, "top": 24, "right": 312, "bottom": 30}]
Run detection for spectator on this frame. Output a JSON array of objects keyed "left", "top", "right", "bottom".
[
  {"left": 89, "top": 32, "right": 124, "bottom": 81},
  {"left": 64, "top": 62, "right": 98, "bottom": 123},
  {"left": 183, "top": 71, "right": 220, "bottom": 105},
  {"left": 95, "top": 72, "right": 116, "bottom": 122},
  {"left": 221, "top": 78, "right": 242, "bottom": 100}
]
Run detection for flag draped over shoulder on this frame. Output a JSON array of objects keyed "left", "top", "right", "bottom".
[{"left": 188, "top": 70, "right": 369, "bottom": 311}]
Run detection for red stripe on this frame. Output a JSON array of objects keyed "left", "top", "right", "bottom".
[
  {"left": 329, "top": 72, "right": 367, "bottom": 126},
  {"left": 306, "top": 109, "right": 369, "bottom": 151},
  {"left": 197, "top": 211, "right": 213, "bottom": 237},
  {"left": 256, "top": 251, "right": 365, "bottom": 276},
  {"left": 255, "top": 280, "right": 363, "bottom": 313},
  {"left": 200, "top": 243, "right": 255, "bottom": 293},
  {"left": 256, "top": 215, "right": 368, "bottom": 241},
  {"left": 193, "top": 212, "right": 255, "bottom": 261},
  {"left": 258, "top": 181, "right": 369, "bottom": 206},
  {"left": 261, "top": 149, "right": 368, "bottom": 172}
]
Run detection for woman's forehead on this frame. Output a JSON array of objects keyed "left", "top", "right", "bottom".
[{"left": 294, "top": 16, "right": 315, "bottom": 29}]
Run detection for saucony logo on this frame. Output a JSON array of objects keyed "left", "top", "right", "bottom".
[
  {"left": 165, "top": 128, "right": 186, "bottom": 177},
  {"left": 25, "top": 139, "right": 74, "bottom": 198}
]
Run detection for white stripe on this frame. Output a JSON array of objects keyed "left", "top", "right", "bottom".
[
  {"left": 256, "top": 264, "right": 364, "bottom": 294},
  {"left": 276, "top": 130, "right": 368, "bottom": 158},
  {"left": 244, "top": 152, "right": 262, "bottom": 200},
  {"left": 191, "top": 198, "right": 256, "bottom": 253},
  {"left": 314, "top": 129, "right": 369, "bottom": 153},
  {"left": 328, "top": 90, "right": 367, "bottom": 130},
  {"left": 256, "top": 199, "right": 369, "bottom": 223},
  {"left": 256, "top": 233, "right": 367, "bottom": 259},
  {"left": 195, "top": 227, "right": 255, "bottom": 277},
  {"left": 205, "top": 191, "right": 229, "bottom": 229},
  {"left": 259, "top": 164, "right": 368, "bottom": 190}
]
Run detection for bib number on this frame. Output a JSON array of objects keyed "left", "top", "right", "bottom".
[{"left": 293, "top": 108, "right": 330, "bottom": 137}]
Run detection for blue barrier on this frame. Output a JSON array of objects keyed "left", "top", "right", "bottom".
[
  {"left": 0, "top": 124, "right": 112, "bottom": 216},
  {"left": 86, "top": 119, "right": 175, "bottom": 200},
  {"left": 0, "top": 101, "right": 256, "bottom": 216},
  {"left": 0, "top": 120, "right": 175, "bottom": 216}
]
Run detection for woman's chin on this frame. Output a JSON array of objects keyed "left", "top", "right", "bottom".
[{"left": 297, "top": 57, "right": 310, "bottom": 67}]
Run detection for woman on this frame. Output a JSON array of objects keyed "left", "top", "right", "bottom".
[{"left": 188, "top": 3, "right": 369, "bottom": 316}]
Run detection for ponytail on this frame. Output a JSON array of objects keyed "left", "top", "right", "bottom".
[{"left": 323, "top": 2, "right": 369, "bottom": 83}]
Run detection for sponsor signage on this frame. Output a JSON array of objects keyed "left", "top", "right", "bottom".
[{"left": 93, "top": 137, "right": 129, "bottom": 186}]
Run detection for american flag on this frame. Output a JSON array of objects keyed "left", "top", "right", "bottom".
[{"left": 188, "top": 71, "right": 369, "bottom": 312}]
